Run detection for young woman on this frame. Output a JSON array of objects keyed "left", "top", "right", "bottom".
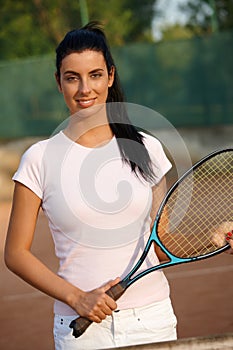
[{"left": 5, "top": 22, "right": 178, "bottom": 349}]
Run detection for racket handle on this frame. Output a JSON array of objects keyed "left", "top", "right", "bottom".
[
  {"left": 69, "top": 281, "right": 126, "bottom": 338},
  {"left": 105, "top": 280, "right": 127, "bottom": 300}
]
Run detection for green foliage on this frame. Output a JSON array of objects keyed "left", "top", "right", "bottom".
[
  {"left": 161, "top": 24, "right": 194, "bottom": 41},
  {"left": 179, "top": 0, "right": 233, "bottom": 35},
  {"left": 0, "top": 0, "right": 156, "bottom": 60}
]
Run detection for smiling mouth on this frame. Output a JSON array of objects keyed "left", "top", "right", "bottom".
[{"left": 77, "top": 98, "right": 96, "bottom": 107}]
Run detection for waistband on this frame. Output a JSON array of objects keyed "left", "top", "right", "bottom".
[
  {"left": 113, "top": 297, "right": 172, "bottom": 316},
  {"left": 54, "top": 297, "right": 172, "bottom": 323}
]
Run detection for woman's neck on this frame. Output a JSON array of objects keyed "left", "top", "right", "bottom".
[
  {"left": 75, "top": 125, "right": 113, "bottom": 148},
  {"left": 64, "top": 105, "right": 113, "bottom": 148}
]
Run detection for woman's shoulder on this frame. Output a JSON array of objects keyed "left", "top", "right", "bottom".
[
  {"left": 139, "top": 131, "right": 172, "bottom": 177},
  {"left": 22, "top": 132, "right": 63, "bottom": 160},
  {"left": 139, "top": 131, "right": 163, "bottom": 150}
]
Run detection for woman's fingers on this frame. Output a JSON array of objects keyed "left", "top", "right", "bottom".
[
  {"left": 77, "top": 279, "right": 120, "bottom": 322},
  {"left": 102, "top": 277, "right": 121, "bottom": 292},
  {"left": 225, "top": 231, "right": 233, "bottom": 254}
]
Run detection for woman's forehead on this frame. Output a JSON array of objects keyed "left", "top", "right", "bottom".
[{"left": 60, "top": 50, "right": 106, "bottom": 69}]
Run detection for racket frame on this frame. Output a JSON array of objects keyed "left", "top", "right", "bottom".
[
  {"left": 122, "top": 147, "right": 233, "bottom": 288},
  {"left": 69, "top": 147, "right": 232, "bottom": 338}
]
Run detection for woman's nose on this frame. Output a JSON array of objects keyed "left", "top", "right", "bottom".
[{"left": 79, "top": 79, "right": 91, "bottom": 95}]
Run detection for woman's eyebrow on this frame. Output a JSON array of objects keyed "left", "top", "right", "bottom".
[
  {"left": 64, "top": 70, "right": 79, "bottom": 75},
  {"left": 64, "top": 68, "right": 104, "bottom": 75},
  {"left": 90, "top": 68, "right": 104, "bottom": 72}
]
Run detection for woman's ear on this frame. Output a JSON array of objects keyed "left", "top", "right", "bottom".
[
  {"left": 55, "top": 72, "right": 62, "bottom": 93},
  {"left": 108, "top": 66, "right": 115, "bottom": 88}
]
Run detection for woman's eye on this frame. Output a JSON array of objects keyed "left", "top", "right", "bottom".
[
  {"left": 91, "top": 73, "right": 102, "bottom": 78},
  {"left": 66, "top": 76, "right": 79, "bottom": 82}
]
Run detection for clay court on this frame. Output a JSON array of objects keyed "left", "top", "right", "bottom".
[{"left": 1, "top": 198, "right": 233, "bottom": 350}]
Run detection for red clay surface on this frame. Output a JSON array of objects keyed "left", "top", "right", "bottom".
[{"left": 1, "top": 201, "right": 233, "bottom": 350}]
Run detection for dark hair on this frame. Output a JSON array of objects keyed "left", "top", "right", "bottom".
[{"left": 56, "top": 21, "right": 155, "bottom": 182}]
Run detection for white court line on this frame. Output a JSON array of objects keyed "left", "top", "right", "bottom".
[
  {"left": 1, "top": 265, "right": 233, "bottom": 301},
  {"left": 165, "top": 264, "right": 233, "bottom": 279},
  {"left": 1, "top": 291, "right": 43, "bottom": 301}
]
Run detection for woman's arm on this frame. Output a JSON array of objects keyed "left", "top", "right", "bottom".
[
  {"left": 4, "top": 182, "right": 118, "bottom": 322},
  {"left": 150, "top": 177, "right": 169, "bottom": 262}
]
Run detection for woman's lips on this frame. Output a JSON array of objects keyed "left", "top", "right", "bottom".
[{"left": 77, "top": 98, "right": 96, "bottom": 108}]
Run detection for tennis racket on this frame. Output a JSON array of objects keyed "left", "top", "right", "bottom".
[{"left": 69, "top": 148, "right": 233, "bottom": 338}]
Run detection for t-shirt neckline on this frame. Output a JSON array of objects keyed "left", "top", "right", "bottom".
[{"left": 59, "top": 130, "right": 116, "bottom": 151}]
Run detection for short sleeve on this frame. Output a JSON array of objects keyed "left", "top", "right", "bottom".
[
  {"left": 12, "top": 142, "right": 44, "bottom": 199},
  {"left": 142, "top": 132, "right": 172, "bottom": 184}
]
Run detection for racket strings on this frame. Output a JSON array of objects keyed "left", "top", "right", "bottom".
[{"left": 158, "top": 151, "right": 233, "bottom": 258}]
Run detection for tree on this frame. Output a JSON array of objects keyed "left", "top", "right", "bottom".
[
  {"left": 161, "top": 24, "right": 194, "bottom": 41},
  {"left": 0, "top": 0, "right": 157, "bottom": 60},
  {"left": 179, "top": 0, "right": 233, "bottom": 35},
  {"left": 88, "top": 0, "right": 156, "bottom": 45}
]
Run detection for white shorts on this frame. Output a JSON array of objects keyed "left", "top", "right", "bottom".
[{"left": 53, "top": 298, "right": 177, "bottom": 350}]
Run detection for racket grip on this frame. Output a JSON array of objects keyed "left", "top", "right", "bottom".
[
  {"left": 69, "top": 281, "right": 127, "bottom": 338},
  {"left": 69, "top": 317, "right": 92, "bottom": 338},
  {"left": 105, "top": 280, "right": 127, "bottom": 300}
]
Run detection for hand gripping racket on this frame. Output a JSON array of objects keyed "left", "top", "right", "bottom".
[{"left": 69, "top": 148, "right": 233, "bottom": 338}]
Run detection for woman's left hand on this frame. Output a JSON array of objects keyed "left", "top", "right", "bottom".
[
  {"left": 225, "top": 230, "right": 233, "bottom": 254},
  {"left": 210, "top": 221, "right": 233, "bottom": 255}
]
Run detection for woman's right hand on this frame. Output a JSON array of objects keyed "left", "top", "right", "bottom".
[{"left": 70, "top": 278, "right": 120, "bottom": 323}]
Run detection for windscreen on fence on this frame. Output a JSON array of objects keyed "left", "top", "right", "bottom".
[{"left": 0, "top": 30, "right": 232, "bottom": 138}]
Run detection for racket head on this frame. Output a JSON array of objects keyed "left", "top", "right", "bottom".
[{"left": 156, "top": 148, "right": 233, "bottom": 259}]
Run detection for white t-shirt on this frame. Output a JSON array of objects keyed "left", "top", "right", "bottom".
[{"left": 13, "top": 131, "right": 172, "bottom": 316}]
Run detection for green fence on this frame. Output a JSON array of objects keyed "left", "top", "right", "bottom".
[{"left": 0, "top": 30, "right": 233, "bottom": 138}]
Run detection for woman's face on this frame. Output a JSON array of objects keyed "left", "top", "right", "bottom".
[{"left": 56, "top": 50, "right": 114, "bottom": 115}]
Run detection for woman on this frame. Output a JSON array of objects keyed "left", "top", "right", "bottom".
[{"left": 5, "top": 22, "right": 177, "bottom": 349}]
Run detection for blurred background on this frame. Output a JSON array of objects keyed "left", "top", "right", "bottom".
[
  {"left": 0, "top": 1, "right": 233, "bottom": 349},
  {"left": 0, "top": 0, "right": 233, "bottom": 200}
]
